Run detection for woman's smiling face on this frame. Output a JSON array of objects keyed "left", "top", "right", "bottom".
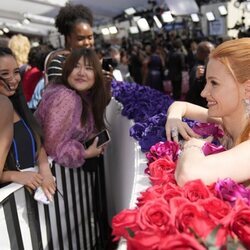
[
  {"left": 201, "top": 58, "right": 243, "bottom": 118},
  {"left": 0, "top": 55, "right": 20, "bottom": 97},
  {"left": 67, "top": 56, "right": 95, "bottom": 92}
]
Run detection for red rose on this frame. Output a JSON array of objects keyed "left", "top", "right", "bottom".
[
  {"left": 162, "top": 182, "right": 183, "bottom": 202},
  {"left": 148, "top": 158, "right": 176, "bottom": 185},
  {"left": 198, "top": 197, "right": 232, "bottom": 246},
  {"left": 158, "top": 233, "right": 206, "bottom": 250},
  {"left": 112, "top": 209, "right": 139, "bottom": 240},
  {"left": 183, "top": 179, "right": 211, "bottom": 202},
  {"left": 127, "top": 230, "right": 163, "bottom": 250},
  {"left": 137, "top": 185, "right": 165, "bottom": 207},
  {"left": 199, "top": 197, "right": 231, "bottom": 220},
  {"left": 136, "top": 198, "right": 176, "bottom": 234},
  {"left": 230, "top": 200, "right": 250, "bottom": 248},
  {"left": 174, "top": 200, "right": 216, "bottom": 238}
]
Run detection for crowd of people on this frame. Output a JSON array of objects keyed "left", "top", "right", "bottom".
[{"left": 0, "top": 1, "right": 250, "bottom": 249}]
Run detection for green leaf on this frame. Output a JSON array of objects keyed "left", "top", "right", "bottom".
[
  {"left": 205, "top": 224, "right": 222, "bottom": 247},
  {"left": 125, "top": 227, "right": 135, "bottom": 238}
]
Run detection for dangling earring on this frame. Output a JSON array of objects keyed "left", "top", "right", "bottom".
[{"left": 243, "top": 98, "right": 250, "bottom": 118}]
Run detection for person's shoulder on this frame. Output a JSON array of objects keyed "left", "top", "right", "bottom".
[
  {"left": 0, "top": 94, "right": 13, "bottom": 116},
  {"left": 47, "top": 84, "right": 80, "bottom": 102},
  {"left": 46, "top": 49, "right": 69, "bottom": 65},
  {"left": 0, "top": 94, "right": 13, "bottom": 108}
]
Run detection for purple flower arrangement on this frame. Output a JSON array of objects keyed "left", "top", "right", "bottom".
[
  {"left": 112, "top": 81, "right": 173, "bottom": 122},
  {"left": 215, "top": 178, "right": 250, "bottom": 206},
  {"left": 112, "top": 81, "right": 173, "bottom": 151}
]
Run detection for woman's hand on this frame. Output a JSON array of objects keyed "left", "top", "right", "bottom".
[
  {"left": 37, "top": 147, "right": 56, "bottom": 201},
  {"left": 102, "top": 69, "right": 113, "bottom": 85},
  {"left": 84, "top": 137, "right": 104, "bottom": 159},
  {"left": 165, "top": 118, "right": 200, "bottom": 142},
  {"left": 14, "top": 171, "right": 44, "bottom": 190},
  {"left": 40, "top": 173, "right": 56, "bottom": 202}
]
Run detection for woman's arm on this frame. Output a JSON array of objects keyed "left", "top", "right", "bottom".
[
  {"left": 175, "top": 138, "right": 250, "bottom": 186},
  {"left": 165, "top": 101, "right": 222, "bottom": 141},
  {"left": 37, "top": 146, "right": 56, "bottom": 200},
  {"left": 0, "top": 95, "right": 13, "bottom": 179}
]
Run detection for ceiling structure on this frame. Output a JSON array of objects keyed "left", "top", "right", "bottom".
[
  {"left": 0, "top": 0, "right": 163, "bottom": 36},
  {"left": 0, "top": 0, "right": 230, "bottom": 37}
]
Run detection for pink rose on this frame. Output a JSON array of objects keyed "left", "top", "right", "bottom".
[
  {"left": 127, "top": 230, "right": 162, "bottom": 250},
  {"left": 174, "top": 200, "right": 216, "bottom": 238},
  {"left": 148, "top": 158, "right": 176, "bottom": 185},
  {"left": 137, "top": 185, "right": 165, "bottom": 207},
  {"left": 146, "top": 140, "right": 180, "bottom": 164},
  {"left": 183, "top": 179, "right": 211, "bottom": 202},
  {"left": 215, "top": 178, "right": 250, "bottom": 206},
  {"left": 202, "top": 142, "right": 226, "bottom": 156},
  {"left": 162, "top": 182, "right": 183, "bottom": 202},
  {"left": 158, "top": 233, "right": 206, "bottom": 250},
  {"left": 136, "top": 198, "right": 176, "bottom": 234},
  {"left": 199, "top": 197, "right": 231, "bottom": 220},
  {"left": 229, "top": 200, "right": 250, "bottom": 249},
  {"left": 112, "top": 209, "right": 139, "bottom": 240}
]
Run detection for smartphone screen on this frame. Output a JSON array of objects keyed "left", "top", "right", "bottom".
[
  {"left": 83, "top": 129, "right": 110, "bottom": 148},
  {"left": 102, "top": 57, "right": 113, "bottom": 71}
]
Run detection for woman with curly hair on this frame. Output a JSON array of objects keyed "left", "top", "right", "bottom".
[
  {"left": 8, "top": 34, "right": 31, "bottom": 67},
  {"left": 46, "top": 3, "right": 95, "bottom": 83},
  {"left": 45, "top": 3, "right": 112, "bottom": 96}
]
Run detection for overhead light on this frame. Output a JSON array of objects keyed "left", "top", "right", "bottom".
[
  {"left": 0, "top": 30, "right": 4, "bottom": 36},
  {"left": 153, "top": 15, "right": 162, "bottom": 29},
  {"left": 246, "top": 2, "right": 250, "bottom": 12},
  {"left": 234, "top": 1, "right": 241, "bottom": 8},
  {"left": 137, "top": 18, "right": 150, "bottom": 32},
  {"left": 206, "top": 12, "right": 215, "bottom": 21},
  {"left": 161, "top": 11, "right": 174, "bottom": 23},
  {"left": 129, "top": 26, "right": 139, "bottom": 34},
  {"left": 22, "top": 18, "right": 30, "bottom": 25},
  {"left": 101, "top": 28, "right": 110, "bottom": 35},
  {"left": 190, "top": 13, "right": 200, "bottom": 22},
  {"left": 24, "top": 13, "right": 55, "bottom": 25},
  {"left": 133, "top": 16, "right": 141, "bottom": 22},
  {"left": 124, "top": 7, "right": 136, "bottom": 15},
  {"left": 109, "top": 26, "right": 118, "bottom": 34},
  {"left": 3, "top": 27, "right": 9, "bottom": 33},
  {"left": 218, "top": 5, "right": 228, "bottom": 16},
  {"left": 26, "top": 0, "right": 68, "bottom": 7},
  {"left": 32, "top": 41, "right": 40, "bottom": 47}
]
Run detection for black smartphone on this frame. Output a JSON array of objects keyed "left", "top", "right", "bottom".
[
  {"left": 83, "top": 129, "right": 111, "bottom": 149},
  {"left": 102, "top": 57, "right": 113, "bottom": 71}
]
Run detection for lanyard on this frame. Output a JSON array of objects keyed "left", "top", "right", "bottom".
[{"left": 12, "top": 119, "right": 36, "bottom": 170}]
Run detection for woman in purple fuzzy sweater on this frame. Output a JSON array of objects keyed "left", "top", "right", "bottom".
[{"left": 35, "top": 48, "right": 109, "bottom": 168}]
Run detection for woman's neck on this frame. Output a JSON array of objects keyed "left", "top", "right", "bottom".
[{"left": 222, "top": 112, "right": 248, "bottom": 145}]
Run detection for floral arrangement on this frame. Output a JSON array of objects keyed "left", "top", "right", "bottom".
[
  {"left": 111, "top": 81, "right": 250, "bottom": 249},
  {"left": 112, "top": 141, "right": 250, "bottom": 249}
]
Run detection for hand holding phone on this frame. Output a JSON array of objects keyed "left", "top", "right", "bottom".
[
  {"left": 102, "top": 57, "right": 114, "bottom": 72},
  {"left": 83, "top": 129, "right": 111, "bottom": 149}
]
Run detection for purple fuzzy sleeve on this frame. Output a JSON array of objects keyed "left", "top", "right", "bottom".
[{"left": 35, "top": 86, "right": 86, "bottom": 168}]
